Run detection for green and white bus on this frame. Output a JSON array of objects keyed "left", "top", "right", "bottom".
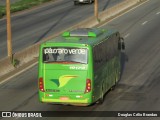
[{"left": 38, "top": 28, "right": 125, "bottom": 106}]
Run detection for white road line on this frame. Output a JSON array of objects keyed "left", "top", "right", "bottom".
[
  {"left": 98, "top": 0, "right": 150, "bottom": 27},
  {"left": 156, "top": 12, "right": 160, "bottom": 15},
  {"left": 0, "top": 61, "right": 38, "bottom": 85},
  {"left": 124, "top": 33, "right": 130, "bottom": 38},
  {"left": 142, "top": 21, "right": 148, "bottom": 25}
]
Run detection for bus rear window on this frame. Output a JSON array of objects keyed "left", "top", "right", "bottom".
[{"left": 43, "top": 47, "right": 88, "bottom": 64}]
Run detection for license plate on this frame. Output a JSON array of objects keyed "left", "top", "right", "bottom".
[{"left": 60, "top": 97, "right": 69, "bottom": 100}]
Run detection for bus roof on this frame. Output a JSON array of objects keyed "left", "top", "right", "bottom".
[{"left": 42, "top": 28, "right": 119, "bottom": 47}]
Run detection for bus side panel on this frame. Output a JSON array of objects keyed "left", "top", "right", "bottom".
[{"left": 92, "top": 32, "right": 121, "bottom": 103}]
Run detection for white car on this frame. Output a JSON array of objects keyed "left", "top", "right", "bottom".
[{"left": 74, "top": 0, "right": 94, "bottom": 5}]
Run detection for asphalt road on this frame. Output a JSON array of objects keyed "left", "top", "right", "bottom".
[
  {"left": 0, "top": 0, "right": 123, "bottom": 59},
  {"left": 0, "top": 0, "right": 160, "bottom": 119}
]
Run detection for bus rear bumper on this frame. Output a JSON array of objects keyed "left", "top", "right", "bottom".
[{"left": 41, "top": 97, "right": 91, "bottom": 106}]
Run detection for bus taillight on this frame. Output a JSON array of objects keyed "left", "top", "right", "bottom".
[
  {"left": 39, "top": 77, "right": 44, "bottom": 92},
  {"left": 85, "top": 79, "right": 91, "bottom": 93}
]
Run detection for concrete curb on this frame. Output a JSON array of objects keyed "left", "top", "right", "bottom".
[{"left": 0, "top": 0, "right": 146, "bottom": 79}]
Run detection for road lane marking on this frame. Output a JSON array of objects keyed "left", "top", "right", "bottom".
[
  {"left": 156, "top": 12, "right": 160, "bottom": 15},
  {"left": 0, "top": 61, "right": 38, "bottom": 85},
  {"left": 142, "top": 21, "right": 148, "bottom": 25},
  {"left": 99, "top": 0, "right": 150, "bottom": 27},
  {"left": 124, "top": 33, "right": 130, "bottom": 38}
]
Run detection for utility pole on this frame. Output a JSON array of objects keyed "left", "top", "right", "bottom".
[
  {"left": 94, "top": 0, "right": 98, "bottom": 19},
  {"left": 6, "top": 0, "right": 13, "bottom": 60}
]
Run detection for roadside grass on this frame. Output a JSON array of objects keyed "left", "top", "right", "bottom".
[
  {"left": 0, "top": 0, "right": 53, "bottom": 18},
  {"left": 0, "top": 6, "right": 5, "bottom": 18}
]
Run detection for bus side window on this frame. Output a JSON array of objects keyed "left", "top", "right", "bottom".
[
  {"left": 94, "top": 45, "right": 100, "bottom": 70},
  {"left": 93, "top": 47, "right": 97, "bottom": 70},
  {"left": 106, "top": 38, "right": 111, "bottom": 60},
  {"left": 101, "top": 41, "right": 105, "bottom": 63},
  {"left": 108, "top": 35, "right": 115, "bottom": 59},
  {"left": 98, "top": 45, "right": 102, "bottom": 63},
  {"left": 103, "top": 39, "right": 108, "bottom": 62}
]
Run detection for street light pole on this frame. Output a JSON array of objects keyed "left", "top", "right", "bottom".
[
  {"left": 6, "top": 0, "right": 13, "bottom": 59},
  {"left": 94, "top": 0, "right": 98, "bottom": 19}
]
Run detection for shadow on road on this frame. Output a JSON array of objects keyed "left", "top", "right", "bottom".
[{"left": 120, "top": 51, "right": 128, "bottom": 81}]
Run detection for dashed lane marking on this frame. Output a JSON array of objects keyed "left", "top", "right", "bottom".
[
  {"left": 124, "top": 33, "right": 130, "bottom": 38},
  {"left": 142, "top": 21, "right": 148, "bottom": 25},
  {"left": 156, "top": 12, "right": 160, "bottom": 15}
]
